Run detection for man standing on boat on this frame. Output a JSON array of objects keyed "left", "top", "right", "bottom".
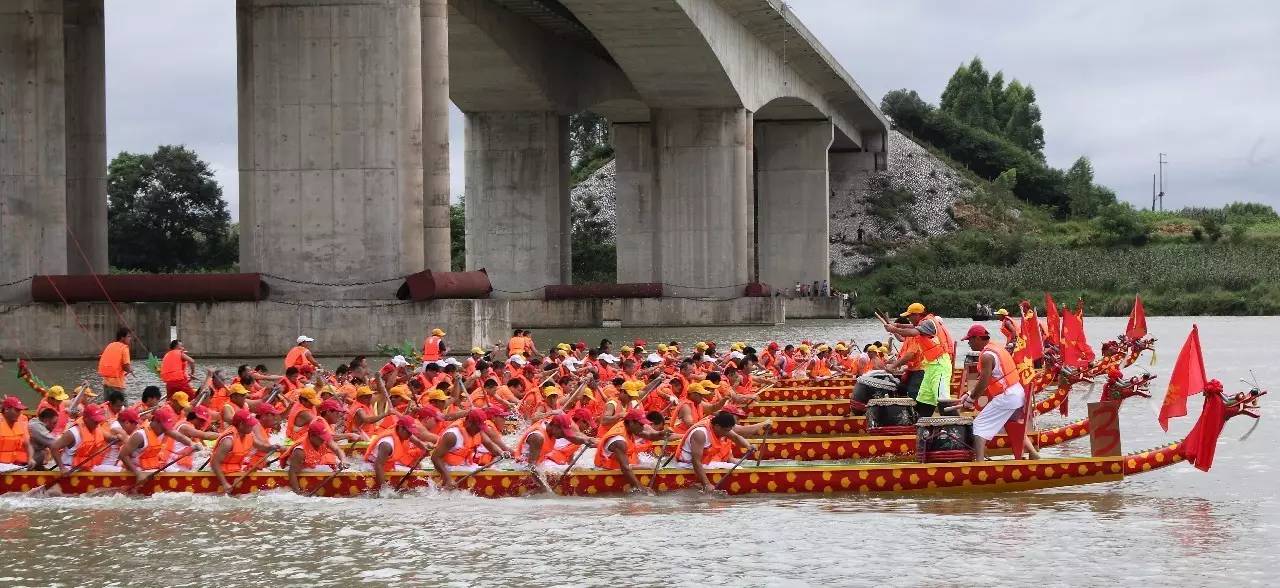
[
  {"left": 957, "top": 325, "right": 1040, "bottom": 462},
  {"left": 159, "top": 339, "right": 197, "bottom": 399},
  {"left": 97, "top": 327, "right": 133, "bottom": 397},
  {"left": 422, "top": 328, "right": 447, "bottom": 363},
  {"left": 884, "top": 303, "right": 955, "bottom": 417},
  {"left": 285, "top": 336, "right": 322, "bottom": 378}
]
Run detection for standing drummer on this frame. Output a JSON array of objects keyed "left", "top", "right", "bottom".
[
  {"left": 956, "top": 325, "right": 1039, "bottom": 461},
  {"left": 884, "top": 303, "right": 955, "bottom": 418}
]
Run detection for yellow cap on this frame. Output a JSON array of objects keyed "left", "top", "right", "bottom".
[
  {"left": 390, "top": 385, "right": 412, "bottom": 400},
  {"left": 432, "top": 328, "right": 445, "bottom": 337},
  {"left": 542, "top": 385, "right": 560, "bottom": 397},
  {"left": 356, "top": 386, "right": 374, "bottom": 397},
  {"left": 695, "top": 342, "right": 709, "bottom": 350},
  {"left": 557, "top": 349, "right": 568, "bottom": 357},
  {"left": 817, "top": 344, "right": 831, "bottom": 353},
  {"left": 834, "top": 343, "right": 848, "bottom": 351},
  {"left": 76, "top": 384, "right": 98, "bottom": 398},
  {"left": 426, "top": 388, "right": 448, "bottom": 402},
  {"left": 995, "top": 308, "right": 1009, "bottom": 316},
  {"left": 797, "top": 344, "right": 810, "bottom": 354},
  {"left": 230, "top": 383, "right": 249, "bottom": 396},
  {"left": 172, "top": 391, "right": 192, "bottom": 409},
  {"left": 621, "top": 345, "right": 634, "bottom": 353},
  {"left": 557, "top": 343, "right": 571, "bottom": 351},
  {"left": 657, "top": 344, "right": 668, "bottom": 352},
  {"left": 900, "top": 302, "right": 926, "bottom": 317},
  {"left": 317, "top": 384, "right": 334, "bottom": 396},
  {"left": 297, "top": 387, "right": 319, "bottom": 405},
  {"left": 581, "top": 388, "right": 596, "bottom": 399},
  {"left": 471, "top": 347, "right": 484, "bottom": 355},
  {"left": 47, "top": 385, "right": 69, "bottom": 401},
  {"left": 622, "top": 380, "right": 645, "bottom": 395},
  {"left": 687, "top": 381, "right": 707, "bottom": 395}
]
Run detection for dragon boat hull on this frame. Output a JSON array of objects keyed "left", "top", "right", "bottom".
[{"left": 0, "top": 444, "right": 1182, "bottom": 498}]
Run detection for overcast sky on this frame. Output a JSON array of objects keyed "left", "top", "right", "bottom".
[{"left": 105, "top": 1, "right": 1278, "bottom": 220}]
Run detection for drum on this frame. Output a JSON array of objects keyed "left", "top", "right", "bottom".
[
  {"left": 915, "top": 416, "right": 975, "bottom": 463},
  {"left": 850, "top": 370, "right": 902, "bottom": 414},
  {"left": 866, "top": 397, "right": 917, "bottom": 435}
]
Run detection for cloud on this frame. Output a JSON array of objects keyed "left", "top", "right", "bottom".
[{"left": 104, "top": 0, "right": 1278, "bottom": 221}]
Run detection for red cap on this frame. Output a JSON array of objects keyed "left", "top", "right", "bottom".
[
  {"left": 252, "top": 402, "right": 281, "bottom": 416},
  {"left": 152, "top": 406, "right": 178, "bottom": 430},
  {"left": 231, "top": 409, "right": 258, "bottom": 428},
  {"left": 634, "top": 339, "right": 646, "bottom": 348},
  {"left": 414, "top": 406, "right": 442, "bottom": 422},
  {"left": 961, "top": 324, "right": 991, "bottom": 341},
  {"left": 116, "top": 408, "right": 141, "bottom": 424},
  {"left": 396, "top": 416, "right": 418, "bottom": 431},
  {"left": 550, "top": 413, "right": 574, "bottom": 431},
  {"left": 307, "top": 419, "right": 332, "bottom": 441},
  {"left": 575, "top": 341, "right": 587, "bottom": 350},
  {"left": 570, "top": 407, "right": 594, "bottom": 424},
  {"left": 81, "top": 403, "right": 106, "bottom": 422},
  {"left": 721, "top": 404, "right": 747, "bottom": 418},
  {"left": 484, "top": 405, "right": 509, "bottom": 420},
  {"left": 190, "top": 405, "right": 213, "bottom": 423},
  {"left": 767, "top": 341, "right": 780, "bottom": 351},
  {"left": 623, "top": 408, "right": 650, "bottom": 425},
  {"left": 465, "top": 408, "right": 489, "bottom": 428},
  {"left": 1, "top": 396, "right": 26, "bottom": 411},
  {"left": 318, "top": 399, "right": 344, "bottom": 413}
]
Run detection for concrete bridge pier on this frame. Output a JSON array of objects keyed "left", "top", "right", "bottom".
[
  {"left": 236, "top": 0, "right": 428, "bottom": 299},
  {"left": 63, "top": 0, "right": 108, "bottom": 276},
  {"left": 464, "top": 111, "right": 571, "bottom": 298},
  {"left": 615, "top": 108, "right": 753, "bottom": 298},
  {"left": 755, "top": 119, "right": 834, "bottom": 292}
]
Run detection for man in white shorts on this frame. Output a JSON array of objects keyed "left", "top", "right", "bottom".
[{"left": 957, "top": 325, "right": 1039, "bottom": 461}]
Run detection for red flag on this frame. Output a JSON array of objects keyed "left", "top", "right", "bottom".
[
  {"left": 1159, "top": 325, "right": 1207, "bottom": 431},
  {"left": 1125, "top": 295, "right": 1147, "bottom": 340},
  {"left": 1004, "top": 301, "right": 1042, "bottom": 459},
  {"left": 1017, "top": 301, "right": 1044, "bottom": 363},
  {"left": 1181, "top": 380, "right": 1226, "bottom": 471},
  {"left": 1060, "top": 307, "right": 1090, "bottom": 369},
  {"left": 1043, "top": 293, "right": 1061, "bottom": 346}
]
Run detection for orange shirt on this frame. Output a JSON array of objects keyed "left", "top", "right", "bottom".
[{"left": 98, "top": 341, "right": 131, "bottom": 388}]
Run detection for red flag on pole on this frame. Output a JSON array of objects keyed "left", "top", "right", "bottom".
[
  {"left": 1043, "top": 293, "right": 1061, "bottom": 347},
  {"left": 1125, "top": 295, "right": 1148, "bottom": 340},
  {"left": 1060, "top": 307, "right": 1092, "bottom": 369},
  {"left": 1158, "top": 325, "right": 1207, "bottom": 431},
  {"left": 1002, "top": 301, "right": 1043, "bottom": 459}
]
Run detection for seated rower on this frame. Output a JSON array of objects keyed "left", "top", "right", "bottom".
[
  {"left": 243, "top": 403, "right": 284, "bottom": 471},
  {"left": 365, "top": 416, "right": 430, "bottom": 490},
  {"left": 672, "top": 381, "right": 729, "bottom": 435},
  {"left": 317, "top": 399, "right": 366, "bottom": 443},
  {"left": 956, "top": 325, "right": 1040, "bottom": 461},
  {"left": 284, "top": 387, "right": 322, "bottom": 441},
  {"left": 211, "top": 409, "right": 279, "bottom": 494},
  {"left": 0, "top": 396, "right": 30, "bottom": 470},
  {"left": 345, "top": 386, "right": 390, "bottom": 439},
  {"left": 431, "top": 408, "right": 510, "bottom": 490},
  {"left": 283, "top": 420, "right": 346, "bottom": 495},
  {"left": 128, "top": 385, "right": 164, "bottom": 417},
  {"left": 594, "top": 408, "right": 672, "bottom": 494},
  {"left": 119, "top": 407, "right": 198, "bottom": 483},
  {"left": 514, "top": 413, "right": 596, "bottom": 468},
  {"left": 164, "top": 405, "right": 221, "bottom": 471},
  {"left": 26, "top": 408, "right": 60, "bottom": 470},
  {"left": 50, "top": 404, "right": 123, "bottom": 473},
  {"left": 676, "top": 411, "right": 754, "bottom": 493}
]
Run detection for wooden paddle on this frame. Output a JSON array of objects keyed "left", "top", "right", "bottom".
[
  {"left": 755, "top": 426, "right": 769, "bottom": 467},
  {"left": 526, "top": 465, "right": 555, "bottom": 494},
  {"left": 392, "top": 447, "right": 433, "bottom": 492},
  {"left": 556, "top": 446, "right": 589, "bottom": 490},
  {"left": 713, "top": 447, "right": 757, "bottom": 492},
  {"left": 27, "top": 442, "right": 118, "bottom": 495},
  {"left": 126, "top": 447, "right": 197, "bottom": 494},
  {"left": 454, "top": 457, "right": 507, "bottom": 488},
  {"left": 225, "top": 450, "right": 279, "bottom": 495}
]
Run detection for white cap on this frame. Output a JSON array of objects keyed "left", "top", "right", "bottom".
[
  {"left": 443, "top": 357, "right": 461, "bottom": 366},
  {"left": 508, "top": 355, "right": 527, "bottom": 366},
  {"left": 390, "top": 355, "right": 409, "bottom": 367},
  {"left": 597, "top": 354, "right": 619, "bottom": 364},
  {"left": 729, "top": 351, "right": 745, "bottom": 360},
  {"left": 645, "top": 353, "right": 663, "bottom": 364},
  {"left": 297, "top": 335, "right": 315, "bottom": 344}
]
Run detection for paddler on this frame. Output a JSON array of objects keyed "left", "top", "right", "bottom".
[
  {"left": 365, "top": 416, "right": 430, "bottom": 490},
  {"left": 166, "top": 391, "right": 193, "bottom": 419},
  {"left": 676, "top": 411, "right": 754, "bottom": 492},
  {"left": 284, "top": 420, "right": 346, "bottom": 494},
  {"left": 672, "top": 381, "right": 728, "bottom": 435},
  {"left": 117, "top": 407, "right": 197, "bottom": 480},
  {"left": 97, "top": 327, "right": 133, "bottom": 397},
  {"left": 211, "top": 409, "right": 279, "bottom": 494},
  {"left": 884, "top": 303, "right": 956, "bottom": 418},
  {"left": 378, "top": 355, "right": 411, "bottom": 388},
  {"left": 165, "top": 405, "right": 221, "bottom": 471},
  {"left": 36, "top": 384, "right": 74, "bottom": 436},
  {"left": 317, "top": 399, "right": 367, "bottom": 443},
  {"left": 285, "top": 387, "right": 322, "bottom": 440},
  {"left": 995, "top": 308, "right": 1018, "bottom": 351},
  {"left": 50, "top": 404, "right": 118, "bottom": 472},
  {"left": 422, "top": 327, "right": 447, "bottom": 364},
  {"left": 430, "top": 408, "right": 510, "bottom": 490},
  {"left": 0, "top": 396, "right": 30, "bottom": 469},
  {"left": 346, "top": 386, "right": 390, "bottom": 438},
  {"left": 514, "top": 413, "right": 596, "bottom": 467},
  {"left": 956, "top": 325, "right": 1040, "bottom": 461},
  {"left": 221, "top": 383, "right": 252, "bottom": 425},
  {"left": 284, "top": 335, "right": 322, "bottom": 378},
  {"left": 26, "top": 408, "right": 59, "bottom": 470},
  {"left": 159, "top": 339, "right": 197, "bottom": 399},
  {"left": 594, "top": 408, "right": 671, "bottom": 494}
]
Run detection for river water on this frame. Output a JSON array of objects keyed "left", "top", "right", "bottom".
[{"left": 1, "top": 316, "right": 1275, "bottom": 587}]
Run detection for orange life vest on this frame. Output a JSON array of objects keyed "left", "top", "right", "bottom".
[
  {"left": 508, "top": 337, "right": 526, "bottom": 357},
  {"left": 215, "top": 427, "right": 254, "bottom": 474},
  {"left": 97, "top": 341, "right": 130, "bottom": 385},
  {"left": 982, "top": 342, "right": 1021, "bottom": 399},
  {"left": 441, "top": 420, "right": 483, "bottom": 466},
  {"left": 281, "top": 438, "right": 338, "bottom": 469},
  {"left": 677, "top": 417, "right": 735, "bottom": 464},
  {"left": 37, "top": 398, "right": 68, "bottom": 437},
  {"left": 160, "top": 349, "right": 188, "bottom": 383},
  {"left": 0, "top": 415, "right": 30, "bottom": 464},
  {"left": 515, "top": 419, "right": 554, "bottom": 463},
  {"left": 138, "top": 426, "right": 169, "bottom": 470},
  {"left": 914, "top": 314, "right": 956, "bottom": 362},
  {"left": 284, "top": 345, "right": 309, "bottom": 371},
  {"left": 346, "top": 401, "right": 378, "bottom": 436},
  {"left": 285, "top": 404, "right": 316, "bottom": 441},
  {"left": 364, "top": 431, "right": 412, "bottom": 467},
  {"left": 593, "top": 421, "right": 639, "bottom": 469},
  {"left": 421, "top": 336, "right": 443, "bottom": 361},
  {"left": 64, "top": 418, "right": 108, "bottom": 470},
  {"left": 672, "top": 399, "right": 704, "bottom": 435}
]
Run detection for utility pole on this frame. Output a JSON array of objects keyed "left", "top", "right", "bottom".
[
  {"left": 1151, "top": 174, "right": 1157, "bottom": 211},
  {"left": 1157, "top": 153, "right": 1167, "bottom": 211}
]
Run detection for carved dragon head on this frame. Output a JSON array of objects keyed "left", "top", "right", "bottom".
[{"left": 1102, "top": 369, "right": 1155, "bottom": 401}]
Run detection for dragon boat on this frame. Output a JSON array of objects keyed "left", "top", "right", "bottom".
[{"left": 4, "top": 371, "right": 1254, "bottom": 498}]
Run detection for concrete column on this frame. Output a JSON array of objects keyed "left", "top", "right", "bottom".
[
  {"left": 237, "top": 0, "right": 425, "bottom": 299},
  {"left": 421, "top": 0, "right": 451, "bottom": 271},
  {"left": 650, "top": 108, "right": 751, "bottom": 298},
  {"left": 0, "top": 0, "right": 69, "bottom": 302},
  {"left": 755, "top": 120, "right": 834, "bottom": 291},
  {"left": 63, "top": 0, "right": 107, "bottom": 274},
  {"left": 464, "top": 111, "right": 569, "bottom": 297},
  {"left": 613, "top": 122, "right": 656, "bottom": 283}
]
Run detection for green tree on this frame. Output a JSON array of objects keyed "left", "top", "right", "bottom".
[
  {"left": 1093, "top": 202, "right": 1150, "bottom": 247},
  {"left": 880, "top": 89, "right": 933, "bottom": 130},
  {"left": 107, "top": 145, "right": 235, "bottom": 272},
  {"left": 569, "top": 112, "right": 611, "bottom": 167},
  {"left": 450, "top": 199, "right": 466, "bottom": 271},
  {"left": 940, "top": 58, "right": 996, "bottom": 132},
  {"left": 1000, "top": 82, "right": 1045, "bottom": 155}
]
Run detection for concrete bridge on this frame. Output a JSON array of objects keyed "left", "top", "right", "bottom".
[{"left": 0, "top": 0, "right": 887, "bottom": 302}]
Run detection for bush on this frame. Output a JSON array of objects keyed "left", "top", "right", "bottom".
[{"left": 1093, "top": 202, "right": 1150, "bottom": 247}]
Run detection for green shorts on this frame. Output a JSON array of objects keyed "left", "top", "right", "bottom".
[{"left": 915, "top": 354, "right": 952, "bottom": 406}]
